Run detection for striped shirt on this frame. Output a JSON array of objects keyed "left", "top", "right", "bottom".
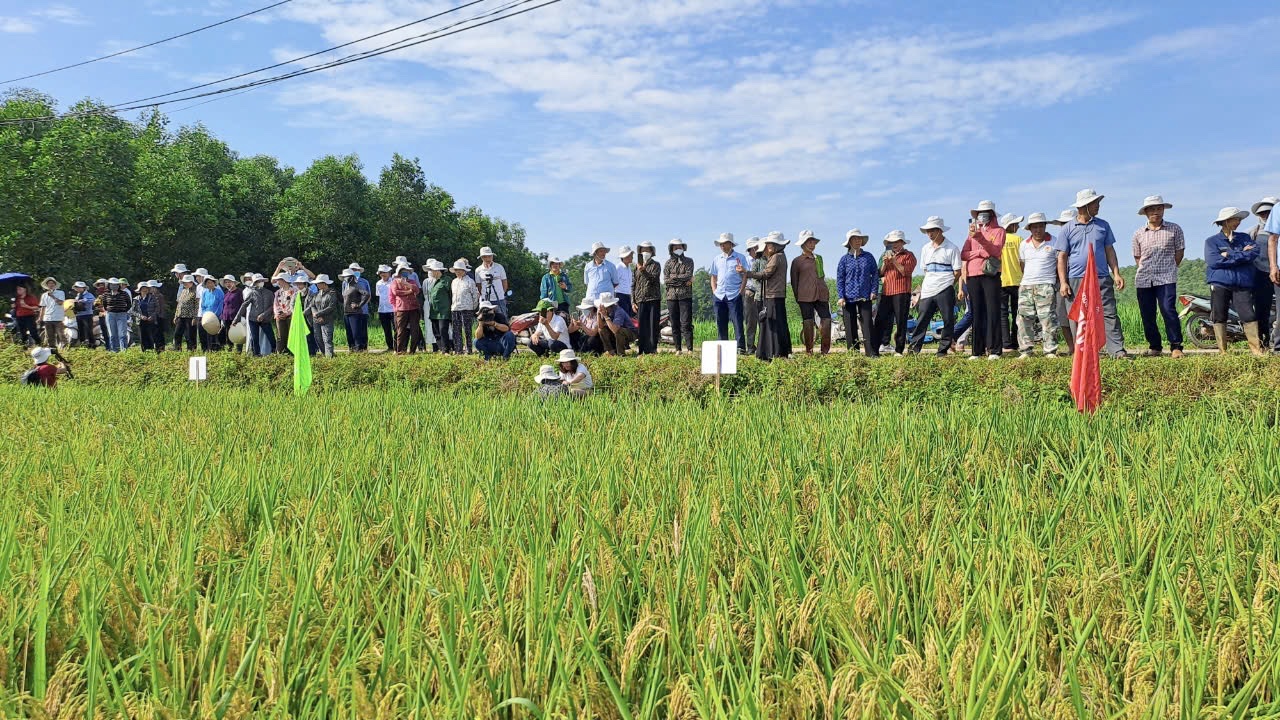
[
  {"left": 880, "top": 250, "right": 917, "bottom": 296},
  {"left": 1132, "top": 221, "right": 1185, "bottom": 288}
]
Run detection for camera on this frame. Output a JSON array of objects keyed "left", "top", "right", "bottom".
[{"left": 478, "top": 308, "right": 495, "bottom": 322}]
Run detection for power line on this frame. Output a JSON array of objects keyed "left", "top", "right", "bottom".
[{"left": 1, "top": 0, "right": 295, "bottom": 85}]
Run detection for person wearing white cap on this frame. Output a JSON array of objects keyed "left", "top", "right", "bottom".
[
  {"left": 172, "top": 275, "right": 200, "bottom": 351},
  {"left": 196, "top": 276, "right": 225, "bottom": 352},
  {"left": 422, "top": 260, "right": 451, "bottom": 353},
  {"left": 664, "top": 239, "right": 695, "bottom": 353},
  {"left": 390, "top": 264, "right": 424, "bottom": 355},
  {"left": 584, "top": 241, "right": 619, "bottom": 301},
  {"left": 595, "top": 292, "right": 636, "bottom": 356},
  {"left": 69, "top": 281, "right": 97, "bottom": 349},
  {"left": 836, "top": 230, "right": 877, "bottom": 355},
  {"left": 959, "top": 202, "right": 1007, "bottom": 360},
  {"left": 98, "top": 278, "right": 131, "bottom": 353},
  {"left": 24, "top": 347, "right": 68, "bottom": 388},
  {"left": 342, "top": 263, "right": 372, "bottom": 351},
  {"left": 539, "top": 257, "right": 573, "bottom": 313},
  {"left": 791, "top": 230, "right": 832, "bottom": 355},
  {"left": 373, "top": 265, "right": 396, "bottom": 350},
  {"left": 450, "top": 260, "right": 480, "bottom": 354},
  {"left": 1015, "top": 213, "right": 1061, "bottom": 358},
  {"left": 910, "top": 217, "right": 963, "bottom": 356},
  {"left": 1053, "top": 189, "right": 1128, "bottom": 358},
  {"left": 1247, "top": 197, "right": 1280, "bottom": 349},
  {"left": 37, "top": 277, "right": 66, "bottom": 349},
  {"left": 614, "top": 245, "right": 636, "bottom": 317},
  {"left": 1205, "top": 207, "right": 1266, "bottom": 355},
  {"left": 233, "top": 274, "right": 276, "bottom": 356},
  {"left": 870, "top": 230, "right": 916, "bottom": 357},
  {"left": 631, "top": 241, "right": 662, "bottom": 354},
  {"left": 475, "top": 247, "right": 510, "bottom": 317},
  {"left": 557, "top": 349, "right": 594, "bottom": 398},
  {"left": 998, "top": 213, "right": 1025, "bottom": 353},
  {"left": 710, "top": 233, "right": 751, "bottom": 353},
  {"left": 1132, "top": 195, "right": 1185, "bottom": 358},
  {"left": 135, "top": 281, "right": 163, "bottom": 353},
  {"left": 741, "top": 231, "right": 793, "bottom": 361},
  {"left": 742, "top": 238, "right": 764, "bottom": 353},
  {"left": 306, "top": 275, "right": 339, "bottom": 357}
]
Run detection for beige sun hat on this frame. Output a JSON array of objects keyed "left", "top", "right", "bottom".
[
  {"left": 763, "top": 231, "right": 789, "bottom": 247},
  {"left": 844, "top": 229, "right": 869, "bottom": 247},
  {"left": 999, "top": 213, "right": 1024, "bottom": 229},
  {"left": 1251, "top": 197, "right": 1279, "bottom": 216},
  {"left": 590, "top": 241, "right": 610, "bottom": 254},
  {"left": 1050, "top": 208, "right": 1076, "bottom": 226},
  {"left": 919, "top": 216, "right": 950, "bottom": 233},
  {"left": 1214, "top": 207, "right": 1248, "bottom": 225},
  {"left": 798, "top": 230, "right": 819, "bottom": 244},
  {"left": 716, "top": 232, "right": 736, "bottom": 246},
  {"left": 557, "top": 349, "right": 579, "bottom": 363},
  {"left": 535, "top": 365, "right": 560, "bottom": 382},
  {"left": 883, "top": 230, "right": 908, "bottom": 246},
  {"left": 597, "top": 292, "right": 619, "bottom": 307},
  {"left": 1138, "top": 195, "right": 1173, "bottom": 214},
  {"left": 1073, "top": 188, "right": 1104, "bottom": 208},
  {"left": 970, "top": 200, "right": 997, "bottom": 218},
  {"left": 1025, "top": 212, "right": 1050, "bottom": 226}
]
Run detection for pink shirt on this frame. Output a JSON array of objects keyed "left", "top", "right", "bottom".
[
  {"left": 960, "top": 225, "right": 1006, "bottom": 278},
  {"left": 389, "top": 278, "right": 421, "bottom": 312}
]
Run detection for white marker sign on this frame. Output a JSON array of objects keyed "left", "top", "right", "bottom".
[
  {"left": 188, "top": 356, "right": 208, "bottom": 382},
  {"left": 700, "top": 341, "right": 738, "bottom": 375}
]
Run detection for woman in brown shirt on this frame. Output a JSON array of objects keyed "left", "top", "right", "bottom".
[
  {"left": 790, "top": 230, "right": 832, "bottom": 354},
  {"left": 743, "top": 231, "right": 792, "bottom": 361}
]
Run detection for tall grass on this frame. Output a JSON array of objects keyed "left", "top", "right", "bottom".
[{"left": 0, "top": 388, "right": 1277, "bottom": 717}]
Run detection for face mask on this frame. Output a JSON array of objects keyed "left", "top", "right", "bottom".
[
  {"left": 353, "top": 271, "right": 362, "bottom": 279},
  {"left": 641, "top": 252, "right": 652, "bottom": 262},
  {"left": 674, "top": 249, "right": 685, "bottom": 257},
  {"left": 977, "top": 212, "right": 993, "bottom": 225}
]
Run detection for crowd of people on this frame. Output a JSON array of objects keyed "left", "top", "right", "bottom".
[{"left": 11, "top": 189, "right": 1280, "bottom": 390}]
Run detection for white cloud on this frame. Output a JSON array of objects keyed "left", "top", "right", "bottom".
[
  {"left": 0, "top": 16, "right": 36, "bottom": 33},
  {"left": 33, "top": 5, "right": 89, "bottom": 25}
]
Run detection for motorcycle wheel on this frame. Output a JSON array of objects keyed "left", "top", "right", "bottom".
[{"left": 1184, "top": 316, "right": 1215, "bottom": 350}]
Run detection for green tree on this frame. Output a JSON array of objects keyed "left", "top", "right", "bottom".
[{"left": 274, "top": 154, "right": 375, "bottom": 270}]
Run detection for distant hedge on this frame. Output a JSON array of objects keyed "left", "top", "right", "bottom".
[{"left": 5, "top": 343, "right": 1279, "bottom": 412}]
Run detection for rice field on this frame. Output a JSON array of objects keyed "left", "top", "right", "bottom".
[{"left": 2, "top": 388, "right": 1278, "bottom": 718}]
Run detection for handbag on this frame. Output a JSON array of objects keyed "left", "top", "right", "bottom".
[{"left": 982, "top": 257, "right": 1002, "bottom": 277}]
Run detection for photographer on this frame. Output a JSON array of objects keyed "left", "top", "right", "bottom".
[
  {"left": 476, "top": 247, "right": 510, "bottom": 317},
  {"left": 473, "top": 301, "right": 516, "bottom": 361},
  {"left": 529, "top": 300, "right": 570, "bottom": 357}
]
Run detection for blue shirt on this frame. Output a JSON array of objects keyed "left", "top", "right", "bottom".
[
  {"left": 1205, "top": 231, "right": 1259, "bottom": 288},
  {"left": 606, "top": 303, "right": 632, "bottom": 328},
  {"left": 75, "top": 291, "right": 96, "bottom": 317},
  {"left": 583, "top": 260, "right": 619, "bottom": 300},
  {"left": 1265, "top": 210, "right": 1280, "bottom": 238},
  {"left": 709, "top": 251, "right": 749, "bottom": 300},
  {"left": 199, "top": 286, "right": 225, "bottom": 315},
  {"left": 1051, "top": 217, "right": 1115, "bottom": 279},
  {"left": 836, "top": 250, "right": 878, "bottom": 301}
]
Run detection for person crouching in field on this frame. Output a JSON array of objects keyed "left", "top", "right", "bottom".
[
  {"left": 530, "top": 300, "right": 571, "bottom": 357},
  {"left": 596, "top": 292, "right": 636, "bottom": 356},
  {"left": 308, "top": 274, "right": 339, "bottom": 357},
  {"left": 534, "top": 364, "right": 567, "bottom": 398},
  {"left": 557, "top": 349, "right": 594, "bottom": 398},
  {"left": 571, "top": 297, "right": 603, "bottom": 355},
  {"left": 24, "top": 347, "right": 68, "bottom": 388}
]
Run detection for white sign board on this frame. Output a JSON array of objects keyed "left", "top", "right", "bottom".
[
  {"left": 700, "top": 341, "right": 738, "bottom": 375},
  {"left": 188, "top": 356, "right": 208, "bottom": 382}
]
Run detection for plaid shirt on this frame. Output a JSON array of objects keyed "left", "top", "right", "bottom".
[{"left": 1131, "top": 221, "right": 1184, "bottom": 288}]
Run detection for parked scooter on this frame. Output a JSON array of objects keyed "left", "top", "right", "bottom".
[{"left": 1178, "top": 293, "right": 1244, "bottom": 349}]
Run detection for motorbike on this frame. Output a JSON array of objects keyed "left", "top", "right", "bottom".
[{"left": 1178, "top": 293, "right": 1245, "bottom": 349}]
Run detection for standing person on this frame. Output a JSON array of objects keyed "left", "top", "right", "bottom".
[
  {"left": 596, "top": 292, "right": 636, "bottom": 356},
  {"left": 450, "top": 260, "right": 479, "bottom": 355},
  {"left": 1248, "top": 197, "right": 1279, "bottom": 350},
  {"left": 632, "top": 241, "right": 662, "bottom": 354},
  {"left": 474, "top": 301, "right": 516, "bottom": 361},
  {"left": 1131, "top": 195, "right": 1185, "bottom": 358},
  {"left": 172, "top": 275, "right": 199, "bottom": 351},
  {"left": 583, "top": 242, "right": 619, "bottom": 301},
  {"left": 234, "top": 275, "right": 275, "bottom": 356},
  {"left": 664, "top": 238, "right": 695, "bottom": 354},
  {"left": 998, "top": 213, "right": 1024, "bottom": 352},
  {"left": 742, "top": 231, "right": 792, "bottom": 361},
  {"left": 390, "top": 265, "right": 423, "bottom": 355},
  {"left": 743, "top": 238, "right": 763, "bottom": 354},
  {"left": 272, "top": 273, "right": 295, "bottom": 355},
  {"left": 911, "top": 217, "right": 963, "bottom": 356},
  {"left": 791, "top": 230, "right": 832, "bottom": 355},
  {"left": 475, "top": 247, "right": 510, "bottom": 317},
  {"left": 423, "top": 260, "right": 451, "bottom": 353},
  {"left": 291, "top": 274, "right": 320, "bottom": 357},
  {"left": 136, "top": 282, "right": 162, "bottom": 352},
  {"left": 1206, "top": 207, "right": 1266, "bottom": 356},
  {"left": 529, "top": 300, "right": 571, "bottom": 356},
  {"left": 374, "top": 264, "right": 396, "bottom": 351},
  {"left": 871, "top": 231, "right": 917, "bottom": 357},
  {"left": 307, "top": 274, "right": 339, "bottom": 357},
  {"left": 540, "top": 257, "right": 573, "bottom": 313},
  {"left": 960, "top": 201, "right": 1006, "bottom": 360},
  {"left": 1055, "top": 189, "right": 1128, "bottom": 359},
  {"left": 151, "top": 280, "right": 168, "bottom": 351},
  {"left": 91, "top": 279, "right": 109, "bottom": 349},
  {"left": 220, "top": 275, "right": 243, "bottom": 352},
  {"left": 836, "top": 229, "right": 878, "bottom": 354},
  {"left": 11, "top": 282, "right": 41, "bottom": 346},
  {"left": 100, "top": 279, "right": 132, "bottom": 352},
  {"left": 709, "top": 233, "right": 751, "bottom": 353},
  {"left": 342, "top": 264, "right": 372, "bottom": 352},
  {"left": 38, "top": 277, "right": 66, "bottom": 349},
  {"left": 71, "top": 281, "right": 96, "bottom": 349},
  {"left": 571, "top": 297, "right": 604, "bottom": 355},
  {"left": 197, "top": 276, "right": 225, "bottom": 352},
  {"left": 1016, "top": 213, "right": 1061, "bottom": 358},
  {"left": 614, "top": 246, "right": 635, "bottom": 314}
]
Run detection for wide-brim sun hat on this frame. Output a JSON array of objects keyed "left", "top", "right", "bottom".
[
  {"left": 597, "top": 292, "right": 619, "bottom": 307},
  {"left": 72, "top": 281, "right": 87, "bottom": 289},
  {"left": 1025, "top": 212, "right": 1050, "bottom": 226},
  {"left": 590, "top": 241, "right": 610, "bottom": 254},
  {"left": 970, "top": 200, "right": 997, "bottom": 218},
  {"left": 1052, "top": 208, "right": 1077, "bottom": 225},
  {"left": 43, "top": 277, "right": 60, "bottom": 288},
  {"left": 716, "top": 232, "right": 736, "bottom": 246},
  {"left": 451, "top": 260, "right": 469, "bottom": 272},
  {"left": 576, "top": 298, "right": 596, "bottom": 310},
  {"left": 558, "top": 349, "right": 579, "bottom": 363},
  {"left": 548, "top": 256, "right": 563, "bottom": 265},
  {"left": 202, "top": 276, "right": 217, "bottom": 285},
  {"left": 193, "top": 267, "right": 210, "bottom": 277},
  {"left": 1138, "top": 195, "right": 1173, "bottom": 214},
  {"left": 535, "top": 365, "right": 559, "bottom": 382},
  {"left": 170, "top": 263, "right": 188, "bottom": 274},
  {"left": 999, "top": 213, "right": 1024, "bottom": 228},
  {"left": 179, "top": 275, "right": 195, "bottom": 284},
  {"left": 478, "top": 301, "right": 497, "bottom": 311},
  {"left": 798, "top": 230, "right": 819, "bottom": 245},
  {"left": 377, "top": 264, "right": 393, "bottom": 274},
  {"left": 222, "top": 274, "right": 237, "bottom": 283},
  {"left": 638, "top": 241, "right": 656, "bottom": 251},
  {"left": 339, "top": 269, "right": 355, "bottom": 279},
  {"left": 667, "top": 238, "right": 686, "bottom": 248},
  {"left": 1214, "top": 207, "right": 1249, "bottom": 225},
  {"left": 883, "top": 230, "right": 908, "bottom": 246},
  {"left": 311, "top": 274, "right": 333, "bottom": 285},
  {"left": 478, "top": 247, "right": 495, "bottom": 258},
  {"left": 348, "top": 263, "right": 364, "bottom": 272},
  {"left": 1251, "top": 197, "right": 1279, "bottom": 216},
  {"left": 31, "top": 347, "right": 51, "bottom": 365},
  {"left": 844, "top": 229, "right": 869, "bottom": 247},
  {"left": 616, "top": 245, "right": 635, "bottom": 258},
  {"left": 394, "top": 256, "right": 409, "bottom": 265},
  {"left": 425, "top": 260, "right": 446, "bottom": 272},
  {"left": 919, "top": 216, "right": 950, "bottom": 233},
  {"left": 764, "top": 231, "right": 789, "bottom": 247},
  {"left": 201, "top": 312, "right": 222, "bottom": 334},
  {"left": 1073, "top": 188, "right": 1104, "bottom": 208},
  {"left": 94, "top": 278, "right": 108, "bottom": 286}
]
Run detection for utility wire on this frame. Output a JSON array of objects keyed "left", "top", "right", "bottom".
[{"left": 1, "top": 0, "right": 294, "bottom": 85}]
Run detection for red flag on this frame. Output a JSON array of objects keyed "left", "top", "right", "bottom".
[{"left": 1068, "top": 244, "right": 1104, "bottom": 413}]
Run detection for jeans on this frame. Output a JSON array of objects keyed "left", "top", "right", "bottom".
[
  {"left": 872, "top": 293, "right": 910, "bottom": 356},
  {"left": 636, "top": 300, "right": 661, "bottom": 354},
  {"left": 249, "top": 320, "right": 275, "bottom": 355},
  {"left": 1135, "top": 283, "right": 1183, "bottom": 352},
  {"left": 968, "top": 276, "right": 1002, "bottom": 357},
  {"left": 476, "top": 331, "right": 516, "bottom": 360},
  {"left": 316, "top": 321, "right": 335, "bottom": 356},
  {"left": 106, "top": 311, "right": 130, "bottom": 352},
  {"left": 714, "top": 294, "right": 746, "bottom": 351},
  {"left": 743, "top": 291, "right": 760, "bottom": 351},
  {"left": 173, "top": 317, "right": 198, "bottom": 351},
  {"left": 1067, "top": 275, "right": 1125, "bottom": 357},
  {"left": 451, "top": 310, "right": 474, "bottom": 354},
  {"left": 909, "top": 286, "right": 956, "bottom": 355},
  {"left": 1000, "top": 285, "right": 1019, "bottom": 350},
  {"left": 344, "top": 313, "right": 368, "bottom": 351},
  {"left": 841, "top": 299, "right": 874, "bottom": 352},
  {"left": 667, "top": 299, "right": 693, "bottom": 352}
]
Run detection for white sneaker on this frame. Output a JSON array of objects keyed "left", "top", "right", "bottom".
[
  {"left": 987, "top": 354, "right": 1001, "bottom": 361},
  {"left": 893, "top": 352, "right": 903, "bottom": 357},
  {"left": 1018, "top": 352, "right": 1032, "bottom": 359},
  {"left": 968, "top": 355, "right": 981, "bottom": 361}
]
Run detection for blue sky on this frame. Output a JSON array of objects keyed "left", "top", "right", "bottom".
[{"left": 4, "top": 0, "right": 1279, "bottom": 268}]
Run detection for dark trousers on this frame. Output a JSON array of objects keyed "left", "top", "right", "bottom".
[
  {"left": 173, "top": 317, "right": 197, "bottom": 351},
  {"left": 476, "top": 331, "right": 516, "bottom": 360},
  {"left": 14, "top": 315, "right": 39, "bottom": 346},
  {"left": 715, "top": 295, "right": 746, "bottom": 351},
  {"left": 909, "top": 286, "right": 956, "bottom": 355},
  {"left": 451, "top": 310, "right": 474, "bottom": 354},
  {"left": 743, "top": 292, "right": 760, "bottom": 352},
  {"left": 1252, "top": 270, "right": 1274, "bottom": 345},
  {"left": 530, "top": 339, "right": 569, "bottom": 357},
  {"left": 1211, "top": 286, "right": 1254, "bottom": 324},
  {"left": 139, "top": 320, "right": 161, "bottom": 352},
  {"left": 1000, "top": 286, "right": 1019, "bottom": 350},
  {"left": 968, "top": 276, "right": 1002, "bottom": 357},
  {"left": 378, "top": 312, "right": 395, "bottom": 351},
  {"left": 1135, "top": 283, "right": 1183, "bottom": 352},
  {"left": 199, "top": 325, "right": 219, "bottom": 352},
  {"left": 97, "top": 316, "right": 108, "bottom": 348},
  {"left": 394, "top": 309, "right": 424, "bottom": 354},
  {"left": 601, "top": 324, "right": 636, "bottom": 355},
  {"left": 344, "top": 313, "right": 369, "bottom": 351},
  {"left": 76, "top": 315, "right": 96, "bottom": 348},
  {"left": 275, "top": 316, "right": 292, "bottom": 354},
  {"left": 667, "top": 299, "right": 693, "bottom": 351},
  {"left": 636, "top": 300, "right": 661, "bottom": 354},
  {"left": 431, "top": 318, "right": 451, "bottom": 353},
  {"left": 872, "top": 293, "right": 911, "bottom": 355},
  {"left": 842, "top": 300, "right": 874, "bottom": 352},
  {"left": 575, "top": 333, "right": 604, "bottom": 355}
]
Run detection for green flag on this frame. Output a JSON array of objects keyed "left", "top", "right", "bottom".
[{"left": 288, "top": 291, "right": 312, "bottom": 396}]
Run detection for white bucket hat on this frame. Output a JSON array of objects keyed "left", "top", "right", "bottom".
[
  {"left": 451, "top": 260, "right": 469, "bottom": 272},
  {"left": 31, "top": 347, "right": 51, "bottom": 365},
  {"left": 222, "top": 274, "right": 237, "bottom": 283},
  {"left": 290, "top": 273, "right": 310, "bottom": 285},
  {"left": 744, "top": 237, "right": 761, "bottom": 251},
  {"left": 717, "top": 232, "right": 736, "bottom": 246},
  {"left": 557, "top": 349, "right": 579, "bottom": 363},
  {"left": 311, "top": 274, "right": 333, "bottom": 285},
  {"left": 241, "top": 272, "right": 254, "bottom": 279},
  {"left": 193, "top": 267, "right": 210, "bottom": 278},
  {"left": 1214, "top": 207, "right": 1248, "bottom": 225},
  {"left": 170, "top": 263, "right": 189, "bottom": 274},
  {"left": 1073, "top": 188, "right": 1104, "bottom": 208},
  {"left": 1025, "top": 212, "right": 1050, "bottom": 226},
  {"left": 377, "top": 264, "right": 393, "bottom": 274},
  {"left": 425, "top": 259, "right": 446, "bottom": 272},
  {"left": 339, "top": 269, "right": 355, "bottom": 279},
  {"left": 919, "top": 216, "right": 950, "bottom": 233},
  {"left": 150, "top": 280, "right": 163, "bottom": 288},
  {"left": 764, "top": 231, "right": 789, "bottom": 247},
  {"left": 72, "top": 281, "right": 87, "bottom": 289},
  {"left": 107, "top": 277, "right": 121, "bottom": 285},
  {"left": 883, "top": 230, "right": 908, "bottom": 246},
  {"left": 478, "top": 301, "right": 497, "bottom": 312},
  {"left": 94, "top": 278, "right": 107, "bottom": 286},
  {"left": 576, "top": 297, "right": 596, "bottom": 311},
  {"left": 1251, "top": 197, "right": 1279, "bottom": 216},
  {"left": 478, "top": 247, "right": 495, "bottom": 258},
  {"left": 394, "top": 255, "right": 410, "bottom": 266},
  {"left": 1138, "top": 195, "right": 1173, "bottom": 214},
  {"left": 535, "top": 365, "right": 559, "bottom": 382},
  {"left": 271, "top": 272, "right": 289, "bottom": 282},
  {"left": 667, "top": 238, "right": 686, "bottom": 248},
  {"left": 1051, "top": 208, "right": 1077, "bottom": 225},
  {"left": 638, "top": 241, "right": 656, "bottom": 251},
  {"left": 844, "top": 229, "right": 869, "bottom": 247},
  {"left": 548, "top": 256, "right": 563, "bottom": 265},
  {"left": 180, "top": 274, "right": 196, "bottom": 284},
  {"left": 394, "top": 264, "right": 413, "bottom": 276},
  {"left": 348, "top": 262, "right": 364, "bottom": 272},
  {"left": 250, "top": 275, "right": 266, "bottom": 284},
  {"left": 616, "top": 245, "right": 635, "bottom": 259},
  {"left": 970, "top": 200, "right": 997, "bottom": 218},
  {"left": 998, "top": 213, "right": 1024, "bottom": 228},
  {"left": 590, "top": 241, "right": 610, "bottom": 254},
  {"left": 798, "top": 230, "right": 819, "bottom": 245},
  {"left": 597, "top": 292, "right": 619, "bottom": 307}
]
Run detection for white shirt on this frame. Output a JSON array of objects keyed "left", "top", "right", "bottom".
[
  {"left": 918, "top": 240, "right": 961, "bottom": 298},
  {"left": 561, "top": 362, "right": 593, "bottom": 390},
  {"left": 614, "top": 263, "right": 633, "bottom": 295},
  {"left": 375, "top": 279, "right": 394, "bottom": 313},
  {"left": 531, "top": 314, "right": 569, "bottom": 345},
  {"left": 476, "top": 262, "right": 507, "bottom": 303},
  {"left": 1019, "top": 238, "right": 1060, "bottom": 286},
  {"left": 40, "top": 290, "right": 66, "bottom": 322}
]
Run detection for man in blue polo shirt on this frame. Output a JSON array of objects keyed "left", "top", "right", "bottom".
[
  {"left": 1054, "top": 188, "right": 1129, "bottom": 358},
  {"left": 709, "top": 232, "right": 751, "bottom": 352}
]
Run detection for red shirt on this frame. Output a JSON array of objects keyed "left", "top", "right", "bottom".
[
  {"left": 14, "top": 294, "right": 39, "bottom": 317},
  {"left": 34, "top": 364, "right": 58, "bottom": 387},
  {"left": 881, "top": 251, "right": 917, "bottom": 296},
  {"left": 389, "top": 278, "right": 421, "bottom": 312}
]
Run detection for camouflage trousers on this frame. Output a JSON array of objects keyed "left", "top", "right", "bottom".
[{"left": 1016, "top": 283, "right": 1060, "bottom": 353}]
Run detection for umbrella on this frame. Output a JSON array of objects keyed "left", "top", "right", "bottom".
[{"left": 0, "top": 273, "right": 32, "bottom": 295}]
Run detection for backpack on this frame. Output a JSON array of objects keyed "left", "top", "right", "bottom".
[{"left": 20, "top": 368, "right": 40, "bottom": 386}]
